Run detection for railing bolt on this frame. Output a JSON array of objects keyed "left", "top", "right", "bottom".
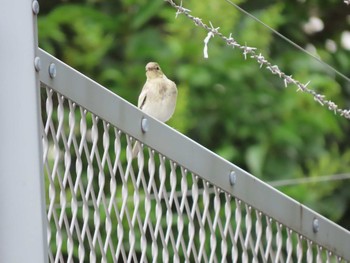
[
  {"left": 229, "top": 171, "right": 236, "bottom": 186},
  {"left": 313, "top": 218, "right": 319, "bottom": 233},
  {"left": 49, "top": 63, "right": 57, "bottom": 78},
  {"left": 32, "top": 0, "right": 39, "bottom": 15},
  {"left": 34, "top": 57, "right": 41, "bottom": 72},
  {"left": 141, "top": 117, "right": 149, "bottom": 133}
]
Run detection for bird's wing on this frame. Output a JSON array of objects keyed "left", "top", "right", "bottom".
[
  {"left": 170, "top": 79, "right": 177, "bottom": 91},
  {"left": 138, "top": 83, "right": 149, "bottom": 109}
]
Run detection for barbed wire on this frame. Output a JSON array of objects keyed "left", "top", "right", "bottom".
[
  {"left": 224, "top": 0, "right": 350, "bottom": 83},
  {"left": 165, "top": 0, "right": 350, "bottom": 120}
]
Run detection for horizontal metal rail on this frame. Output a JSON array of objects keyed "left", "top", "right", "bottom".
[{"left": 38, "top": 48, "right": 350, "bottom": 261}]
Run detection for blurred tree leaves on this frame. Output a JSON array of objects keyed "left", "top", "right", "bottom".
[
  {"left": 39, "top": 0, "right": 350, "bottom": 227},
  {"left": 39, "top": 5, "right": 114, "bottom": 71}
]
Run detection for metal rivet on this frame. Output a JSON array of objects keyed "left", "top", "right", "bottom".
[
  {"left": 141, "top": 117, "right": 149, "bottom": 133},
  {"left": 32, "top": 0, "right": 39, "bottom": 15},
  {"left": 229, "top": 171, "right": 236, "bottom": 185},
  {"left": 49, "top": 63, "right": 57, "bottom": 78},
  {"left": 312, "top": 218, "right": 319, "bottom": 233},
  {"left": 34, "top": 57, "right": 41, "bottom": 72}
]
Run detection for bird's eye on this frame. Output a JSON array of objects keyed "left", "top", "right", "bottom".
[{"left": 156, "top": 66, "right": 160, "bottom": 70}]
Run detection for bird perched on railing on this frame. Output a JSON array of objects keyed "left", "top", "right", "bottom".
[{"left": 132, "top": 62, "right": 178, "bottom": 159}]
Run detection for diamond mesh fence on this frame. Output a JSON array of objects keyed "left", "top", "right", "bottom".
[{"left": 41, "top": 84, "right": 346, "bottom": 263}]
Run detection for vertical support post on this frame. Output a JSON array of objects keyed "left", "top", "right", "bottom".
[{"left": 0, "top": 1, "right": 48, "bottom": 262}]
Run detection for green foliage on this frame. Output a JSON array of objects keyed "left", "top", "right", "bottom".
[
  {"left": 39, "top": 0, "right": 350, "bottom": 241},
  {"left": 39, "top": 5, "right": 114, "bottom": 71}
]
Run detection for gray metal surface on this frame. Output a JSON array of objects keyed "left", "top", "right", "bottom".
[
  {"left": 0, "top": 1, "right": 48, "bottom": 263},
  {"left": 38, "top": 48, "right": 350, "bottom": 262}
]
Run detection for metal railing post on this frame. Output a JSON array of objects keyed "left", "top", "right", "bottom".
[{"left": 0, "top": 1, "right": 48, "bottom": 262}]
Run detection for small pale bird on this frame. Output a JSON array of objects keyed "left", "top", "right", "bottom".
[{"left": 132, "top": 62, "right": 178, "bottom": 158}]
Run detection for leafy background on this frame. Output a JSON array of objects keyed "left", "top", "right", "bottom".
[{"left": 39, "top": 0, "right": 350, "bottom": 230}]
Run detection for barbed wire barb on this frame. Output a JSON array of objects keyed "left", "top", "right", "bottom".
[
  {"left": 164, "top": 0, "right": 350, "bottom": 120},
  {"left": 174, "top": 0, "right": 190, "bottom": 18}
]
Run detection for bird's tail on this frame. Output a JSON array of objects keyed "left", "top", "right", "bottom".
[{"left": 131, "top": 141, "right": 141, "bottom": 159}]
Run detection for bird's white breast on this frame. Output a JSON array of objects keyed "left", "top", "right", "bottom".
[{"left": 141, "top": 77, "right": 177, "bottom": 122}]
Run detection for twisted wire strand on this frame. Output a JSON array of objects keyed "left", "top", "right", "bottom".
[{"left": 165, "top": 0, "right": 350, "bottom": 120}]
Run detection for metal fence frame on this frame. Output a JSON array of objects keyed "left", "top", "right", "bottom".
[
  {"left": 1, "top": 1, "right": 350, "bottom": 261},
  {"left": 38, "top": 48, "right": 350, "bottom": 261},
  {"left": 0, "top": 1, "right": 48, "bottom": 263}
]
